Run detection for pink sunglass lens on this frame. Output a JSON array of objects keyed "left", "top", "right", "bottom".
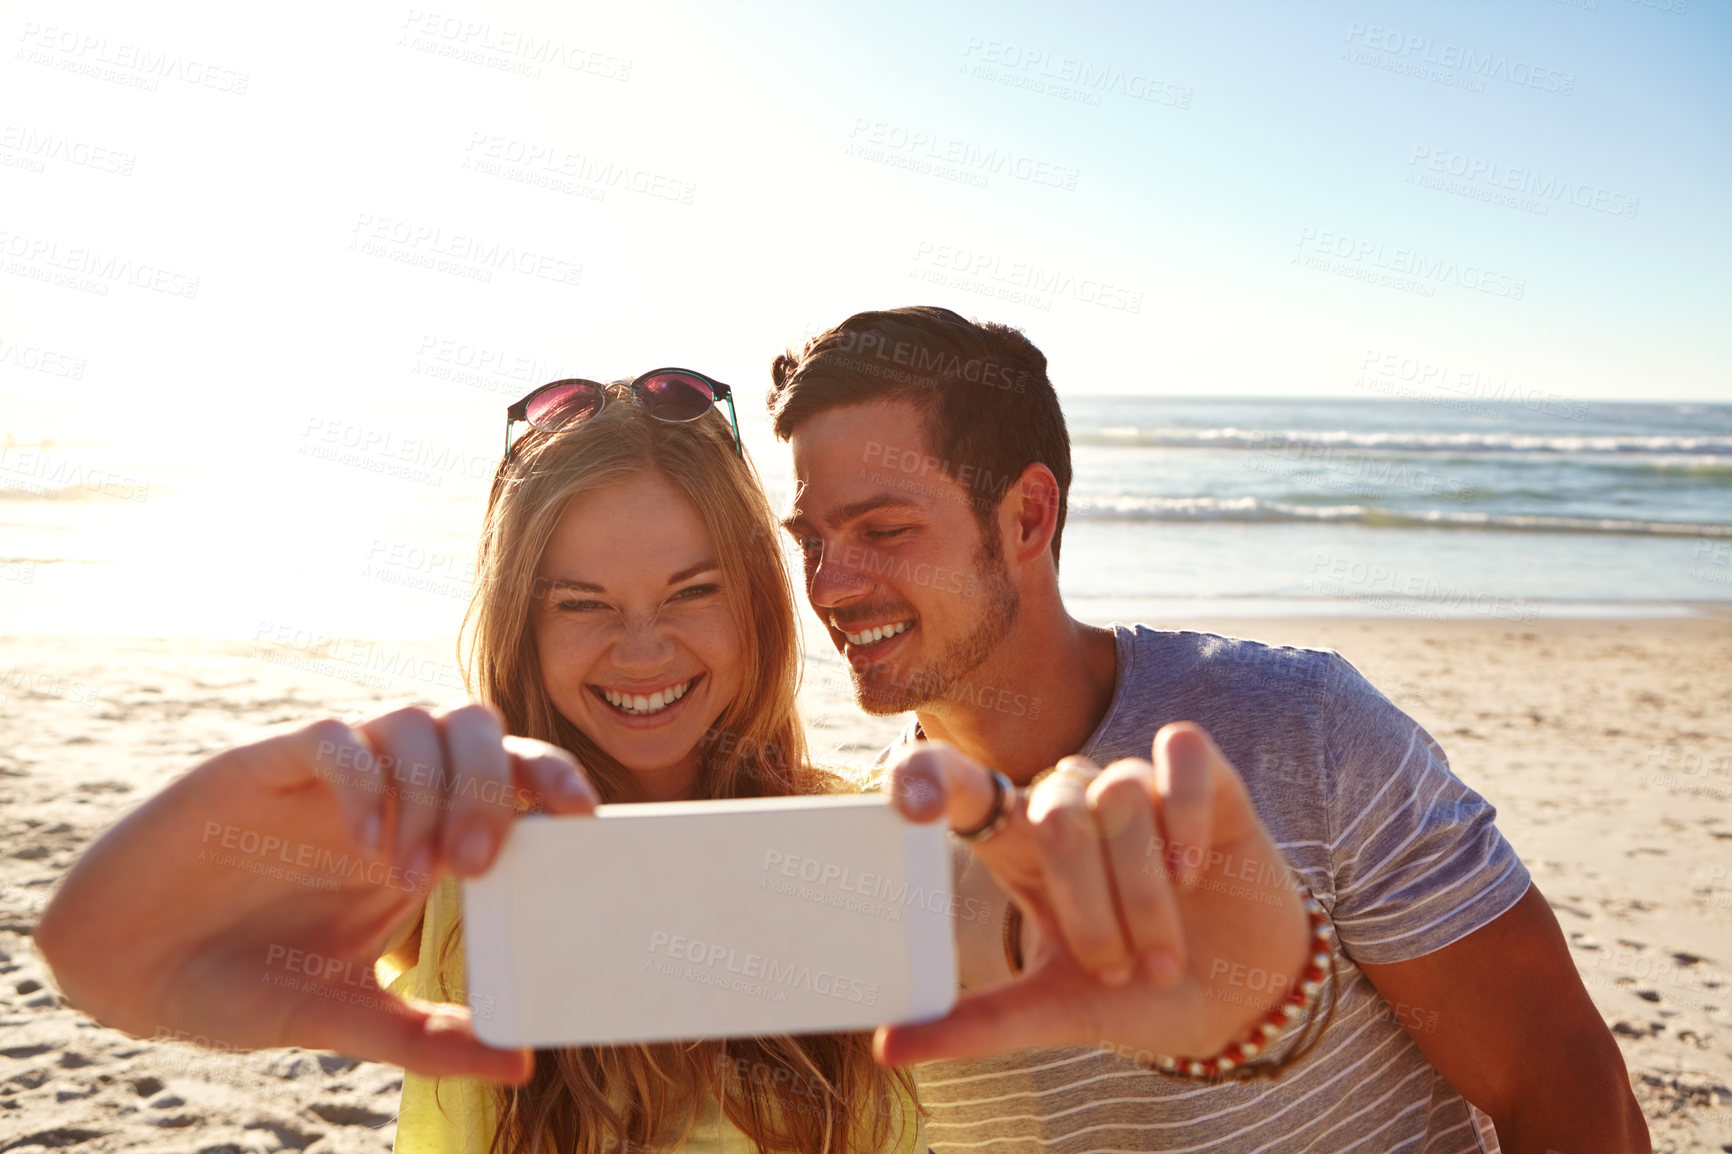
[
  {"left": 526, "top": 382, "right": 604, "bottom": 429},
  {"left": 639, "top": 373, "right": 715, "bottom": 421}
]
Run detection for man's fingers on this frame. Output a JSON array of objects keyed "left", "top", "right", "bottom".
[
  {"left": 884, "top": 743, "right": 1000, "bottom": 833},
  {"left": 874, "top": 972, "right": 1084, "bottom": 1067},
  {"left": 1026, "top": 758, "right": 1133, "bottom": 984},
  {"left": 1089, "top": 762, "right": 1186, "bottom": 986},
  {"left": 301, "top": 995, "right": 533, "bottom": 1083},
  {"left": 1152, "top": 723, "right": 1220, "bottom": 892}
]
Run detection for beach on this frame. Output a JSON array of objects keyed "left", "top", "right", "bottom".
[{"left": 3, "top": 614, "right": 1729, "bottom": 1153}]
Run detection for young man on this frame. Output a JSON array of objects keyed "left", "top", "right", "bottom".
[{"left": 769, "top": 306, "right": 1648, "bottom": 1153}]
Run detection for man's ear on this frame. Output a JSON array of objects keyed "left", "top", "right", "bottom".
[{"left": 1003, "top": 463, "right": 1060, "bottom": 567}]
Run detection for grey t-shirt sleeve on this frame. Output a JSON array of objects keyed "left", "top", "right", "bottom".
[{"left": 1321, "top": 652, "right": 1531, "bottom": 966}]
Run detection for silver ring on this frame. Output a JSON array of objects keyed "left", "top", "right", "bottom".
[{"left": 957, "top": 770, "right": 1016, "bottom": 843}]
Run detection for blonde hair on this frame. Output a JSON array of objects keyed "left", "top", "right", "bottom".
[{"left": 449, "top": 383, "right": 916, "bottom": 1154}]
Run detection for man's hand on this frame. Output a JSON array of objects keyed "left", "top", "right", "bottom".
[
  {"left": 36, "top": 705, "right": 598, "bottom": 1083},
  {"left": 879, "top": 722, "right": 1313, "bottom": 1067}
]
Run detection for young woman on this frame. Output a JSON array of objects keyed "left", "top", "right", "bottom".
[{"left": 38, "top": 371, "right": 922, "bottom": 1154}]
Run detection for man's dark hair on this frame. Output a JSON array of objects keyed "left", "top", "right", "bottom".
[{"left": 767, "top": 306, "right": 1072, "bottom": 566}]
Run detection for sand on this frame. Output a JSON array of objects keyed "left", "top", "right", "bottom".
[{"left": 1, "top": 616, "right": 1729, "bottom": 1153}]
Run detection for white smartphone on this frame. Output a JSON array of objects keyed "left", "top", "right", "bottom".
[{"left": 462, "top": 794, "right": 958, "bottom": 1048}]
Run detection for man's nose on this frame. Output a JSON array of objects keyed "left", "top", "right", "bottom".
[{"left": 807, "top": 541, "right": 872, "bottom": 610}]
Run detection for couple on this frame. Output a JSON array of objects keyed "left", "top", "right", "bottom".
[{"left": 38, "top": 306, "right": 1646, "bottom": 1153}]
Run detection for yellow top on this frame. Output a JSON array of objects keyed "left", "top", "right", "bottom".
[{"left": 376, "top": 877, "right": 924, "bottom": 1154}]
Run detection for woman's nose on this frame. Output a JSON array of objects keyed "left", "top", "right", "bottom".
[{"left": 609, "top": 614, "right": 675, "bottom": 669}]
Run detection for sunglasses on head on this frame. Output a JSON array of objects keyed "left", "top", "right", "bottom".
[{"left": 504, "top": 367, "right": 741, "bottom": 460}]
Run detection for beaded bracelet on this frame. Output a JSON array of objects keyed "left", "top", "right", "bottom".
[{"left": 1144, "top": 891, "right": 1335, "bottom": 1081}]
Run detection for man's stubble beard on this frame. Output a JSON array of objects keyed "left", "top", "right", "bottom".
[{"left": 852, "top": 533, "right": 1020, "bottom": 716}]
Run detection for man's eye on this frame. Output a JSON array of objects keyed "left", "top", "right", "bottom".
[
  {"left": 864, "top": 527, "right": 912, "bottom": 542},
  {"left": 795, "top": 536, "right": 823, "bottom": 555}
]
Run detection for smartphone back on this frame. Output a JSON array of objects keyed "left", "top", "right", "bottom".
[{"left": 463, "top": 794, "right": 957, "bottom": 1047}]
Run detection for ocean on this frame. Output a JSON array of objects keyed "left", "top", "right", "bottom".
[
  {"left": 1053, "top": 396, "right": 1732, "bottom": 623},
  {"left": 2, "top": 397, "right": 1728, "bottom": 640}
]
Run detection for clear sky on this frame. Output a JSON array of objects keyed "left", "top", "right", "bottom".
[{"left": 3, "top": 0, "right": 1729, "bottom": 456}]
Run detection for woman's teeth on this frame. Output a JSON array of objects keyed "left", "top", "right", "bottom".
[
  {"left": 603, "top": 679, "right": 693, "bottom": 715},
  {"left": 843, "top": 621, "right": 911, "bottom": 647}
]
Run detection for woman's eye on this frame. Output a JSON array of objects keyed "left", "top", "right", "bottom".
[
  {"left": 557, "top": 599, "right": 606, "bottom": 612},
  {"left": 671, "top": 583, "right": 720, "bottom": 602}
]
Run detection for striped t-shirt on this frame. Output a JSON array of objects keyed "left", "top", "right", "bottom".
[{"left": 906, "top": 626, "right": 1531, "bottom": 1153}]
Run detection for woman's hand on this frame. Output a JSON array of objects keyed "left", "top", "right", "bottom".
[
  {"left": 36, "top": 703, "right": 597, "bottom": 1083},
  {"left": 879, "top": 723, "right": 1312, "bottom": 1067}
]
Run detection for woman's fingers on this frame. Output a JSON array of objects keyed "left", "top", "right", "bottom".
[
  {"left": 247, "top": 719, "right": 390, "bottom": 857},
  {"left": 502, "top": 735, "right": 598, "bottom": 817},
  {"left": 357, "top": 708, "right": 444, "bottom": 874},
  {"left": 321, "top": 704, "right": 599, "bottom": 882},
  {"left": 431, "top": 704, "right": 515, "bottom": 878},
  {"left": 296, "top": 992, "right": 534, "bottom": 1083}
]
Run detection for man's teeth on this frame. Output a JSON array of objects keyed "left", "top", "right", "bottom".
[
  {"left": 842, "top": 621, "right": 912, "bottom": 647},
  {"left": 603, "top": 679, "right": 692, "bottom": 715}
]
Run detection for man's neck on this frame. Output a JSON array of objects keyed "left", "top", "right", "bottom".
[{"left": 913, "top": 604, "right": 1118, "bottom": 786}]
